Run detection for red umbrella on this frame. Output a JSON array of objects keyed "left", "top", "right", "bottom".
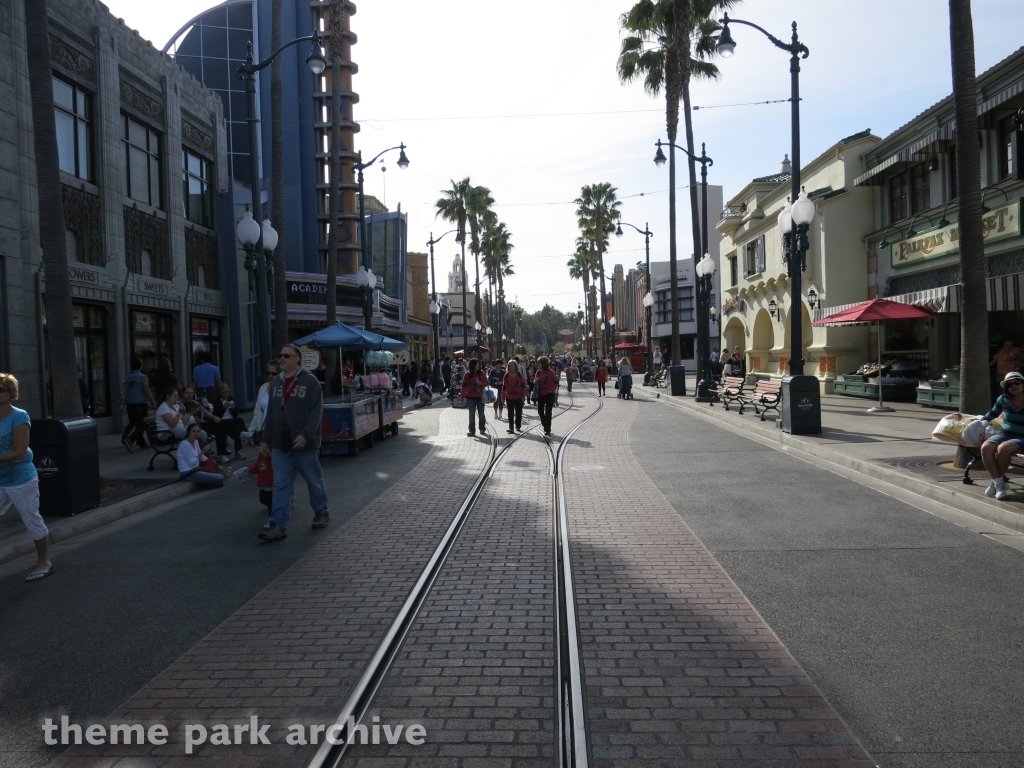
[
  {"left": 812, "top": 297, "right": 935, "bottom": 325},
  {"left": 813, "top": 298, "right": 935, "bottom": 413}
]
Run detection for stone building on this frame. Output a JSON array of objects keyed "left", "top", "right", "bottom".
[{"left": 1, "top": 0, "right": 231, "bottom": 430}]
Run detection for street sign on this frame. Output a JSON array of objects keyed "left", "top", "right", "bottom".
[{"left": 558, "top": 328, "right": 574, "bottom": 336}]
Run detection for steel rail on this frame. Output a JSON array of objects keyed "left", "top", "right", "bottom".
[
  {"left": 551, "top": 386, "right": 602, "bottom": 768},
  {"left": 306, "top": 388, "right": 582, "bottom": 768}
]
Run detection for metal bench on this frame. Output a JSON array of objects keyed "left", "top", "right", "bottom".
[
  {"left": 146, "top": 418, "right": 179, "bottom": 471},
  {"left": 739, "top": 379, "right": 782, "bottom": 421},
  {"left": 650, "top": 368, "right": 668, "bottom": 388},
  {"left": 709, "top": 376, "right": 747, "bottom": 410}
]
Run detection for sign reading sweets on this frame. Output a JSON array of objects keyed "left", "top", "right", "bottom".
[{"left": 889, "top": 200, "right": 1020, "bottom": 268}]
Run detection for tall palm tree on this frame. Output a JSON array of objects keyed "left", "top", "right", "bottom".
[
  {"left": 949, "top": 0, "right": 987, "bottom": 423},
  {"left": 436, "top": 178, "right": 473, "bottom": 349},
  {"left": 567, "top": 243, "right": 597, "bottom": 347},
  {"left": 270, "top": 0, "right": 288, "bottom": 350},
  {"left": 25, "top": 0, "right": 80, "bottom": 416},
  {"left": 618, "top": 0, "right": 735, "bottom": 365},
  {"left": 481, "top": 217, "right": 513, "bottom": 356},
  {"left": 466, "top": 185, "right": 494, "bottom": 325},
  {"left": 575, "top": 183, "right": 620, "bottom": 359}
]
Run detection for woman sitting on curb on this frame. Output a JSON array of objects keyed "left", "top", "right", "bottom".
[{"left": 177, "top": 423, "right": 225, "bottom": 488}]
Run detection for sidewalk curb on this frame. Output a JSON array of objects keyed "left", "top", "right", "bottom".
[
  {"left": 637, "top": 387, "right": 1024, "bottom": 534},
  {"left": 0, "top": 481, "right": 197, "bottom": 568}
]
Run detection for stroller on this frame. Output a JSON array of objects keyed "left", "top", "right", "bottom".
[
  {"left": 617, "top": 373, "right": 634, "bottom": 400},
  {"left": 448, "top": 377, "right": 466, "bottom": 408},
  {"left": 414, "top": 380, "right": 433, "bottom": 407}
]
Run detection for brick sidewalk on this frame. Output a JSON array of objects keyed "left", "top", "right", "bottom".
[
  {"left": 49, "top": 405, "right": 492, "bottom": 768},
  {"left": 562, "top": 391, "right": 875, "bottom": 766},
  {"left": 345, "top": 394, "right": 599, "bottom": 767}
]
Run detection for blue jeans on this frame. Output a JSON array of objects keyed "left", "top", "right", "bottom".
[
  {"left": 268, "top": 449, "right": 329, "bottom": 531},
  {"left": 467, "top": 398, "right": 486, "bottom": 434},
  {"left": 181, "top": 470, "right": 224, "bottom": 487}
]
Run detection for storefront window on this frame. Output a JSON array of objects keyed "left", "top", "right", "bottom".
[
  {"left": 130, "top": 310, "right": 174, "bottom": 372},
  {"left": 190, "top": 316, "right": 221, "bottom": 368},
  {"left": 73, "top": 303, "right": 109, "bottom": 416}
]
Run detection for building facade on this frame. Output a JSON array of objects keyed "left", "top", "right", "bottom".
[
  {"left": 1, "top": 0, "right": 232, "bottom": 430},
  {"left": 852, "top": 47, "right": 1024, "bottom": 386},
  {"left": 716, "top": 133, "right": 878, "bottom": 387}
]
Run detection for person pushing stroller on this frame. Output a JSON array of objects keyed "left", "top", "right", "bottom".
[{"left": 617, "top": 356, "right": 634, "bottom": 399}]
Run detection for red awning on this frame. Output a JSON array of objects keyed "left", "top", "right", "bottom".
[{"left": 812, "top": 298, "right": 935, "bottom": 325}]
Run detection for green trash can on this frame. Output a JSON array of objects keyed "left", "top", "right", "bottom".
[
  {"left": 29, "top": 417, "right": 100, "bottom": 516},
  {"left": 670, "top": 366, "right": 687, "bottom": 396},
  {"left": 781, "top": 375, "right": 821, "bottom": 434}
]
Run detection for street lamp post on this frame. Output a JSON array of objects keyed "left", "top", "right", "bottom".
[
  {"left": 718, "top": 13, "right": 820, "bottom": 432},
  {"left": 353, "top": 143, "right": 410, "bottom": 330},
  {"left": 695, "top": 253, "right": 718, "bottom": 400},
  {"left": 615, "top": 222, "right": 653, "bottom": 377},
  {"left": 427, "top": 229, "right": 459, "bottom": 387},
  {"left": 655, "top": 140, "right": 713, "bottom": 395},
  {"left": 237, "top": 30, "right": 325, "bottom": 371},
  {"left": 236, "top": 209, "right": 263, "bottom": 374}
]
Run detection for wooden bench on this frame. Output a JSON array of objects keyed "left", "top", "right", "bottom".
[
  {"left": 739, "top": 379, "right": 782, "bottom": 421},
  {"left": 146, "top": 417, "right": 179, "bottom": 471},
  {"left": 709, "top": 376, "right": 747, "bottom": 410}
]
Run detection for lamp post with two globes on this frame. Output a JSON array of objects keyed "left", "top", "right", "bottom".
[
  {"left": 236, "top": 209, "right": 279, "bottom": 375},
  {"left": 615, "top": 221, "right": 653, "bottom": 378},
  {"left": 427, "top": 229, "right": 461, "bottom": 385},
  {"left": 718, "top": 12, "right": 821, "bottom": 432},
  {"left": 695, "top": 253, "right": 717, "bottom": 400}
]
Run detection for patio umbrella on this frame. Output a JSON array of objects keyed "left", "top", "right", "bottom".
[{"left": 813, "top": 298, "right": 935, "bottom": 413}]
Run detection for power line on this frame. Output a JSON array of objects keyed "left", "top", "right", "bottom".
[{"left": 357, "top": 98, "right": 788, "bottom": 123}]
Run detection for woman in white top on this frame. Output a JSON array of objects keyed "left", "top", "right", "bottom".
[
  {"left": 176, "top": 423, "right": 224, "bottom": 487},
  {"left": 155, "top": 389, "right": 188, "bottom": 440},
  {"left": 248, "top": 360, "right": 281, "bottom": 442},
  {"left": 617, "top": 356, "right": 634, "bottom": 398}
]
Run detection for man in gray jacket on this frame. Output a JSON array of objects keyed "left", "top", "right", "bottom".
[{"left": 259, "top": 344, "right": 329, "bottom": 541}]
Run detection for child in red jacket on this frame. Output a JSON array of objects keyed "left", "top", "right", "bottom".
[{"left": 247, "top": 445, "right": 275, "bottom": 510}]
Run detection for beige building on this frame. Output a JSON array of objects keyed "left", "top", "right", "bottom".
[
  {"left": 716, "top": 130, "right": 879, "bottom": 389},
  {"left": 405, "top": 251, "right": 431, "bottom": 363}
]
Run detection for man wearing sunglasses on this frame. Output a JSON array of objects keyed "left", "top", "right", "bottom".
[{"left": 258, "top": 344, "right": 329, "bottom": 540}]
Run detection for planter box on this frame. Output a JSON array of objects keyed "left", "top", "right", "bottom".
[{"left": 834, "top": 379, "right": 918, "bottom": 401}]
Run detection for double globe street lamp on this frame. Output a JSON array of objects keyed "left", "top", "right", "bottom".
[
  {"left": 236, "top": 30, "right": 325, "bottom": 374},
  {"left": 615, "top": 221, "right": 654, "bottom": 380},
  {"left": 427, "top": 229, "right": 461, "bottom": 388},
  {"left": 718, "top": 13, "right": 821, "bottom": 433},
  {"left": 354, "top": 144, "right": 409, "bottom": 330},
  {"left": 695, "top": 253, "right": 718, "bottom": 398},
  {"left": 236, "top": 210, "right": 279, "bottom": 373}
]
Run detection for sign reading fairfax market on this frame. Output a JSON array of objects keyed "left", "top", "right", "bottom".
[{"left": 889, "top": 200, "right": 1020, "bottom": 268}]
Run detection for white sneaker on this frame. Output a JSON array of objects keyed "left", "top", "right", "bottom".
[
  {"left": 986, "top": 481, "right": 999, "bottom": 497},
  {"left": 996, "top": 483, "right": 1009, "bottom": 501}
]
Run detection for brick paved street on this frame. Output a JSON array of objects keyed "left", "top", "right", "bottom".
[{"left": 17, "top": 382, "right": 1024, "bottom": 768}]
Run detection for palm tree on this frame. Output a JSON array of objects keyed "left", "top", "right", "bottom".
[
  {"left": 466, "top": 185, "right": 494, "bottom": 325},
  {"left": 481, "top": 218, "right": 513, "bottom": 357},
  {"left": 25, "top": 0, "right": 80, "bottom": 416},
  {"left": 949, "top": 0, "right": 988, "bottom": 424},
  {"left": 270, "top": 0, "right": 288, "bottom": 350},
  {"left": 567, "top": 244, "right": 596, "bottom": 347},
  {"left": 436, "top": 178, "right": 473, "bottom": 349},
  {"left": 618, "top": 0, "right": 735, "bottom": 365},
  {"left": 575, "top": 183, "right": 620, "bottom": 359}
]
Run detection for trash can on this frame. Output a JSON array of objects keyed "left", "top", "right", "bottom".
[
  {"left": 29, "top": 417, "right": 100, "bottom": 516},
  {"left": 781, "top": 375, "right": 821, "bottom": 434},
  {"left": 670, "top": 365, "right": 687, "bottom": 397}
]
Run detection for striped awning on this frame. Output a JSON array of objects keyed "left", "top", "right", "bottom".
[
  {"left": 814, "top": 274, "right": 1023, "bottom": 324},
  {"left": 854, "top": 124, "right": 956, "bottom": 187}
]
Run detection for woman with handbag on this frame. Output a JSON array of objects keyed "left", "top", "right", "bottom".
[
  {"left": 177, "top": 423, "right": 225, "bottom": 487},
  {"left": 249, "top": 360, "right": 281, "bottom": 444},
  {"left": 462, "top": 358, "right": 489, "bottom": 437}
]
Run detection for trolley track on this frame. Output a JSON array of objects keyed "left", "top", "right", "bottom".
[{"left": 306, "top": 386, "right": 599, "bottom": 768}]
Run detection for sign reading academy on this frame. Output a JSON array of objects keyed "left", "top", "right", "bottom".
[{"left": 889, "top": 200, "right": 1020, "bottom": 268}]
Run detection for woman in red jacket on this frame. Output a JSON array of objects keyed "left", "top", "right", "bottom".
[
  {"left": 534, "top": 356, "right": 559, "bottom": 436},
  {"left": 462, "top": 358, "right": 489, "bottom": 437},
  {"left": 595, "top": 359, "right": 608, "bottom": 397},
  {"left": 502, "top": 359, "right": 527, "bottom": 433}
]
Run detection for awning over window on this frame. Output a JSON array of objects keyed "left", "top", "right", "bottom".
[
  {"left": 854, "top": 124, "right": 956, "bottom": 187},
  {"left": 813, "top": 273, "right": 1023, "bottom": 323}
]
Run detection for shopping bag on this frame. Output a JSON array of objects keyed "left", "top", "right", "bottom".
[
  {"left": 484, "top": 386, "right": 497, "bottom": 404},
  {"left": 931, "top": 413, "right": 983, "bottom": 446},
  {"left": 614, "top": 380, "right": 620, "bottom": 390}
]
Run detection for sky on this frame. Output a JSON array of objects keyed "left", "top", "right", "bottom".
[{"left": 105, "top": 0, "right": 1024, "bottom": 314}]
